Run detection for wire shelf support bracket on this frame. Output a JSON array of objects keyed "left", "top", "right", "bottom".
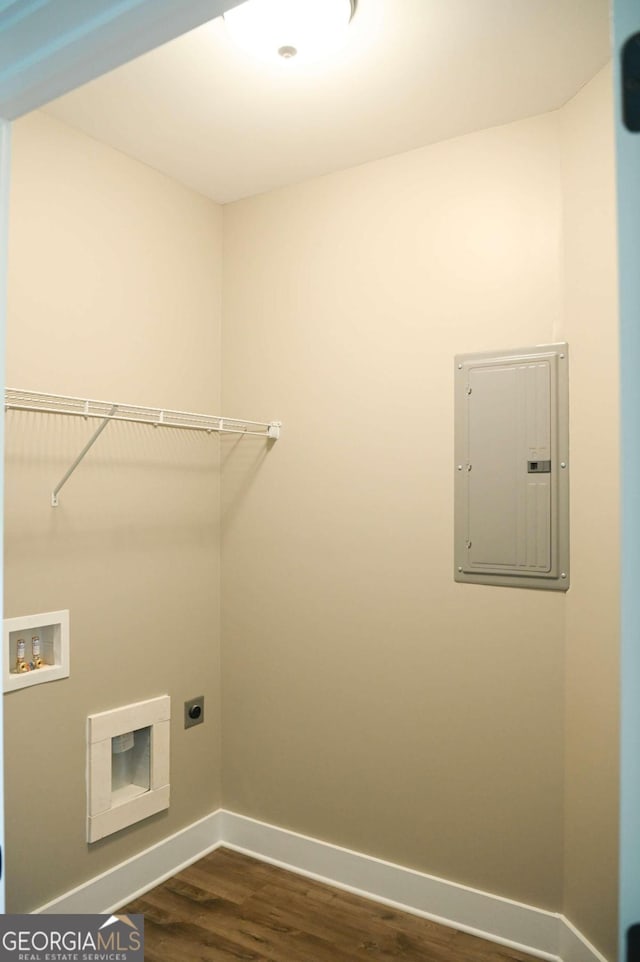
[{"left": 5, "top": 389, "right": 281, "bottom": 506}]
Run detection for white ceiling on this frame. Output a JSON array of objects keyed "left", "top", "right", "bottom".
[{"left": 43, "top": 0, "right": 611, "bottom": 204}]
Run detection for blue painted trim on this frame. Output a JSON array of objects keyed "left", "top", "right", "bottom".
[
  {"left": 0, "top": 0, "right": 242, "bottom": 120},
  {"left": 615, "top": 0, "right": 640, "bottom": 956},
  {"left": 0, "top": 0, "right": 52, "bottom": 34},
  {"left": 0, "top": 0, "right": 150, "bottom": 82}
]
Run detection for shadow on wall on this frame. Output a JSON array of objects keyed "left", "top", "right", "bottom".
[{"left": 221, "top": 434, "right": 276, "bottom": 533}]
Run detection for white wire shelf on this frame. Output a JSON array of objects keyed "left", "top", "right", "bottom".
[
  {"left": 5, "top": 388, "right": 281, "bottom": 506},
  {"left": 5, "top": 389, "right": 280, "bottom": 437}
]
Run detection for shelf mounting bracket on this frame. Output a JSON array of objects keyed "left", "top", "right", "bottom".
[{"left": 51, "top": 405, "right": 118, "bottom": 506}]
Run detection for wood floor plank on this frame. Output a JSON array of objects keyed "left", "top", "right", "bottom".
[
  {"left": 120, "top": 847, "right": 545, "bottom": 962},
  {"left": 197, "top": 904, "right": 380, "bottom": 962},
  {"left": 241, "top": 884, "right": 456, "bottom": 962}
]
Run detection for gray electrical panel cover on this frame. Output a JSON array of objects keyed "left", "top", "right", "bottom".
[{"left": 454, "top": 343, "right": 569, "bottom": 590}]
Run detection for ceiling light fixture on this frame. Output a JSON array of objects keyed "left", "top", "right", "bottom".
[{"left": 224, "top": 0, "right": 357, "bottom": 65}]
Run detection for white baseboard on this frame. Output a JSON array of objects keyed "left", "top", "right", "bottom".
[
  {"left": 219, "top": 810, "right": 560, "bottom": 961},
  {"left": 36, "top": 810, "right": 224, "bottom": 914},
  {"left": 34, "top": 808, "right": 609, "bottom": 962},
  {"left": 559, "top": 916, "right": 611, "bottom": 962}
]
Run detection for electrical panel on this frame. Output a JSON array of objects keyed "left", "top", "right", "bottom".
[{"left": 454, "top": 343, "right": 569, "bottom": 590}]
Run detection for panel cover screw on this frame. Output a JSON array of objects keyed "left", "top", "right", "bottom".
[
  {"left": 457, "top": 464, "right": 463, "bottom": 471},
  {"left": 560, "top": 462, "right": 567, "bottom": 468},
  {"left": 561, "top": 572, "right": 567, "bottom": 579}
]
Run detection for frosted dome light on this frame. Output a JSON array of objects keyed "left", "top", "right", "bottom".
[{"left": 224, "top": 0, "right": 357, "bottom": 65}]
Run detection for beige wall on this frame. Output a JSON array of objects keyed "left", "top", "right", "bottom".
[
  {"left": 221, "top": 111, "right": 567, "bottom": 909},
  {"left": 4, "top": 111, "right": 223, "bottom": 911},
  {"left": 4, "top": 70, "right": 619, "bottom": 952},
  {"left": 560, "top": 66, "right": 620, "bottom": 960}
]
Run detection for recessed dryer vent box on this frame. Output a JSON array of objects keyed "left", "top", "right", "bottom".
[
  {"left": 3, "top": 609, "right": 70, "bottom": 692},
  {"left": 87, "top": 695, "right": 170, "bottom": 842},
  {"left": 454, "top": 343, "right": 569, "bottom": 590}
]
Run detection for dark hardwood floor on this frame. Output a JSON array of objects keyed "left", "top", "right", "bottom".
[{"left": 121, "top": 848, "right": 542, "bottom": 962}]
